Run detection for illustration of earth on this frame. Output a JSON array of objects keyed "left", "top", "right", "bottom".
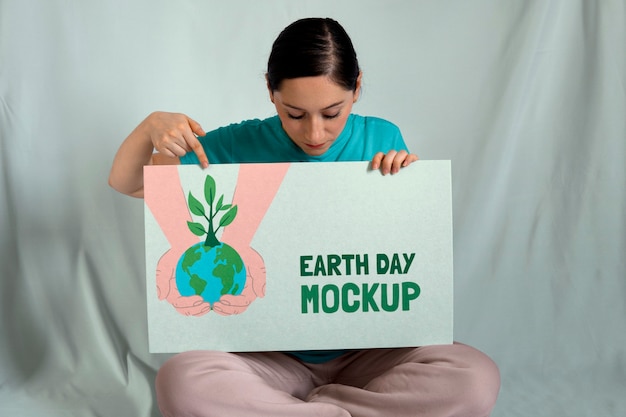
[{"left": 175, "top": 242, "right": 246, "bottom": 305}]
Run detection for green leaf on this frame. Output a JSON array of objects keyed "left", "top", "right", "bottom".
[
  {"left": 220, "top": 204, "right": 232, "bottom": 211},
  {"left": 215, "top": 195, "right": 224, "bottom": 212},
  {"left": 187, "top": 221, "right": 206, "bottom": 236},
  {"left": 188, "top": 192, "right": 205, "bottom": 216},
  {"left": 204, "top": 175, "right": 216, "bottom": 206},
  {"left": 219, "top": 205, "right": 238, "bottom": 228}
]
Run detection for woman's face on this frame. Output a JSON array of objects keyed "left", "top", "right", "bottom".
[{"left": 269, "top": 75, "right": 361, "bottom": 156}]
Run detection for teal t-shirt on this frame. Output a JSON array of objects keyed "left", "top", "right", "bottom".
[
  {"left": 180, "top": 114, "right": 408, "bottom": 165},
  {"left": 180, "top": 114, "right": 408, "bottom": 363}
]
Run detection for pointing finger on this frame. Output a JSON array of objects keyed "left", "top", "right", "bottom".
[{"left": 187, "top": 116, "right": 206, "bottom": 137}]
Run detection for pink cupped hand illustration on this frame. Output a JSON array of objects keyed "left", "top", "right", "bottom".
[{"left": 156, "top": 244, "right": 266, "bottom": 316}]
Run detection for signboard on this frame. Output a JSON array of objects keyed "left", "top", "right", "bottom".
[{"left": 144, "top": 161, "right": 453, "bottom": 353}]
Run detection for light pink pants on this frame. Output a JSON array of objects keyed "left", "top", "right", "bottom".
[{"left": 156, "top": 343, "right": 500, "bottom": 417}]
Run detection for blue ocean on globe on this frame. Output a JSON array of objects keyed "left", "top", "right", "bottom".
[{"left": 176, "top": 242, "right": 246, "bottom": 305}]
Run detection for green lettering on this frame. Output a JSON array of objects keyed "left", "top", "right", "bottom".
[
  {"left": 390, "top": 254, "right": 402, "bottom": 274},
  {"left": 327, "top": 254, "right": 341, "bottom": 275},
  {"left": 300, "top": 255, "right": 313, "bottom": 276},
  {"left": 341, "top": 282, "right": 360, "bottom": 313},
  {"left": 403, "top": 253, "right": 415, "bottom": 274},
  {"left": 376, "top": 254, "right": 389, "bottom": 274},
  {"left": 314, "top": 256, "right": 326, "bottom": 276},
  {"left": 402, "top": 282, "right": 421, "bottom": 311},
  {"left": 356, "top": 254, "right": 369, "bottom": 275},
  {"left": 322, "top": 284, "right": 340, "bottom": 313},
  {"left": 342, "top": 254, "right": 355, "bottom": 275},
  {"left": 362, "top": 283, "right": 380, "bottom": 312},
  {"left": 381, "top": 283, "right": 400, "bottom": 312},
  {"left": 301, "top": 285, "right": 319, "bottom": 313}
]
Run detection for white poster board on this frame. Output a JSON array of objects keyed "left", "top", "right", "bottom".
[{"left": 144, "top": 161, "right": 453, "bottom": 353}]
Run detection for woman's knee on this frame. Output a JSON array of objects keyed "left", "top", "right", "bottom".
[
  {"left": 155, "top": 350, "right": 240, "bottom": 415},
  {"left": 155, "top": 352, "right": 191, "bottom": 395},
  {"left": 404, "top": 343, "right": 500, "bottom": 416},
  {"left": 451, "top": 343, "right": 501, "bottom": 416}
]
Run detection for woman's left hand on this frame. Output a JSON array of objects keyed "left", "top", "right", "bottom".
[{"left": 371, "top": 150, "right": 419, "bottom": 175}]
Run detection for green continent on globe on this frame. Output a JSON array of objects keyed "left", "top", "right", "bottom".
[{"left": 175, "top": 242, "right": 246, "bottom": 305}]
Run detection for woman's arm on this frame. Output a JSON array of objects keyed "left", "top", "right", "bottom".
[{"left": 108, "top": 111, "right": 208, "bottom": 197}]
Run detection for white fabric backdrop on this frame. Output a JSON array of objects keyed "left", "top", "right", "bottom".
[{"left": 1, "top": 1, "right": 624, "bottom": 416}]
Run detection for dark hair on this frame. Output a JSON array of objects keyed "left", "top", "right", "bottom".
[{"left": 266, "top": 18, "right": 360, "bottom": 92}]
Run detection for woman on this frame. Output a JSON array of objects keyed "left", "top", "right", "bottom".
[{"left": 110, "top": 17, "right": 500, "bottom": 417}]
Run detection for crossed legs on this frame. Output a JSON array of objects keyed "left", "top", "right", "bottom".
[{"left": 156, "top": 343, "right": 500, "bottom": 417}]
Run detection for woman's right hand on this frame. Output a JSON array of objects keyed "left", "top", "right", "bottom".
[
  {"left": 109, "top": 111, "right": 209, "bottom": 197},
  {"left": 145, "top": 111, "right": 209, "bottom": 168}
]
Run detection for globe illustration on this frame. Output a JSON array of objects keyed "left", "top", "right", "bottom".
[{"left": 175, "top": 241, "right": 247, "bottom": 305}]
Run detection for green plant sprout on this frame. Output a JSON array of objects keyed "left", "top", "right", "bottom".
[{"left": 186, "top": 174, "right": 238, "bottom": 248}]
